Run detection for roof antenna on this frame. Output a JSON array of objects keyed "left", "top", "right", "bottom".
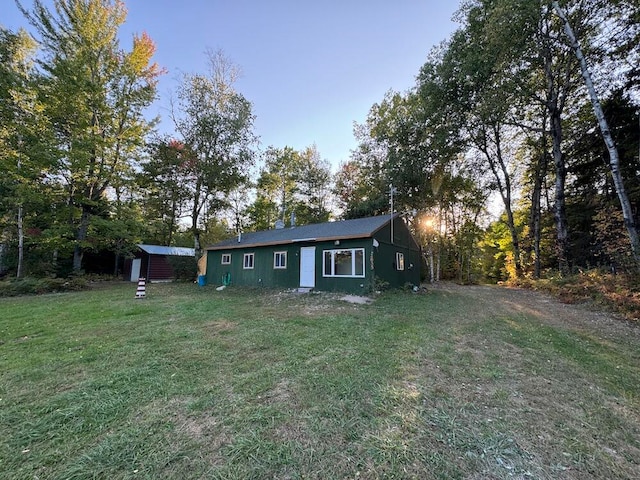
[{"left": 390, "top": 184, "right": 397, "bottom": 244}]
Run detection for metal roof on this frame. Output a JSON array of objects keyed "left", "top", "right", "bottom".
[
  {"left": 138, "top": 244, "right": 195, "bottom": 257},
  {"left": 207, "top": 215, "right": 396, "bottom": 251}
]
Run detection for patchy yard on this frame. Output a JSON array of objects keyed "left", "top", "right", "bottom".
[{"left": 0, "top": 282, "right": 638, "bottom": 479}]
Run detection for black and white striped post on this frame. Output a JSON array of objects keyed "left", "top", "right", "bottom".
[{"left": 135, "top": 278, "right": 146, "bottom": 299}]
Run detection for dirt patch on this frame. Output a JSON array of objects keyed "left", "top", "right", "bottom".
[
  {"left": 340, "top": 295, "right": 374, "bottom": 305},
  {"left": 260, "top": 290, "right": 370, "bottom": 317}
]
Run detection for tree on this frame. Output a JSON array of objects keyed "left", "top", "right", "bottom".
[
  {"left": 172, "top": 49, "right": 256, "bottom": 255},
  {"left": 334, "top": 160, "right": 366, "bottom": 216},
  {"left": 18, "top": 0, "right": 162, "bottom": 272},
  {"left": 553, "top": 0, "right": 640, "bottom": 269},
  {"left": 295, "top": 145, "right": 332, "bottom": 224},
  {"left": 246, "top": 144, "right": 331, "bottom": 229},
  {"left": 340, "top": 121, "right": 391, "bottom": 219},
  {"left": 433, "top": 11, "right": 528, "bottom": 278},
  {"left": 0, "top": 26, "right": 52, "bottom": 278},
  {"left": 254, "top": 146, "right": 303, "bottom": 227},
  {"left": 139, "top": 137, "right": 191, "bottom": 246}
]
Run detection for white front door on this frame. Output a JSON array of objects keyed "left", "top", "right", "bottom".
[
  {"left": 130, "top": 258, "right": 141, "bottom": 282},
  {"left": 299, "top": 247, "right": 316, "bottom": 288}
]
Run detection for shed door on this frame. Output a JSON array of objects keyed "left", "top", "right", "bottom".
[
  {"left": 299, "top": 247, "right": 316, "bottom": 288},
  {"left": 130, "top": 258, "right": 141, "bottom": 282}
]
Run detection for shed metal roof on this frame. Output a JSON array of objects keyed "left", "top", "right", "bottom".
[
  {"left": 138, "top": 244, "right": 195, "bottom": 257},
  {"left": 207, "top": 215, "right": 396, "bottom": 251}
]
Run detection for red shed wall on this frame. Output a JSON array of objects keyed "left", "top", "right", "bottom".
[{"left": 148, "top": 254, "right": 174, "bottom": 281}]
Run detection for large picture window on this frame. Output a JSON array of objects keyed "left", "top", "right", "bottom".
[
  {"left": 323, "top": 248, "right": 365, "bottom": 277},
  {"left": 274, "top": 251, "right": 287, "bottom": 269},
  {"left": 243, "top": 253, "right": 254, "bottom": 269}
]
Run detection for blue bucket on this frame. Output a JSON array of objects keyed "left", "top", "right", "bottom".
[{"left": 197, "top": 274, "right": 207, "bottom": 286}]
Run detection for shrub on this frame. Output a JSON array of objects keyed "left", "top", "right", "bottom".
[
  {"left": 0, "top": 277, "right": 89, "bottom": 297},
  {"left": 167, "top": 256, "right": 198, "bottom": 281}
]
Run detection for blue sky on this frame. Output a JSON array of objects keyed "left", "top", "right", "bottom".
[{"left": 4, "top": 1, "right": 461, "bottom": 170}]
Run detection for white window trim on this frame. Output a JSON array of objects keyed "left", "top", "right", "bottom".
[
  {"left": 274, "top": 251, "right": 287, "bottom": 269},
  {"left": 322, "top": 248, "right": 365, "bottom": 278},
  {"left": 396, "top": 252, "right": 405, "bottom": 271},
  {"left": 243, "top": 253, "right": 254, "bottom": 269},
  {"left": 221, "top": 253, "right": 231, "bottom": 265}
]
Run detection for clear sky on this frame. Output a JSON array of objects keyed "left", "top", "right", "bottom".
[{"left": 3, "top": 0, "right": 461, "bottom": 170}]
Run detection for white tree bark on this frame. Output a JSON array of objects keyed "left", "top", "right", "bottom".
[{"left": 552, "top": 1, "right": 640, "bottom": 269}]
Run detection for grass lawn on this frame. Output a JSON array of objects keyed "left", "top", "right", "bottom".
[{"left": 1, "top": 282, "right": 639, "bottom": 479}]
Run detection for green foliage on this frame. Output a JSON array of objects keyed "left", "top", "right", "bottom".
[
  {"left": 166, "top": 256, "right": 197, "bottom": 281},
  {"left": 172, "top": 49, "right": 257, "bottom": 251},
  {"left": 199, "top": 217, "right": 233, "bottom": 248},
  {"left": 247, "top": 144, "right": 332, "bottom": 230},
  {"left": 13, "top": 0, "right": 161, "bottom": 272},
  {"left": 2, "top": 0, "right": 638, "bottom": 284},
  {"left": 138, "top": 138, "right": 192, "bottom": 246},
  {"left": 0, "top": 276, "right": 88, "bottom": 297}
]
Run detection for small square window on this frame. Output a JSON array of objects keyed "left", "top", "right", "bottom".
[
  {"left": 243, "top": 253, "right": 254, "bottom": 269},
  {"left": 274, "top": 251, "right": 287, "bottom": 269},
  {"left": 221, "top": 253, "right": 231, "bottom": 265},
  {"left": 396, "top": 252, "right": 405, "bottom": 271}
]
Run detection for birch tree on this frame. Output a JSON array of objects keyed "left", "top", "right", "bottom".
[{"left": 552, "top": 0, "right": 640, "bottom": 269}]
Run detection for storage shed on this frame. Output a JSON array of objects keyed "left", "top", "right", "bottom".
[
  {"left": 205, "top": 214, "right": 421, "bottom": 294},
  {"left": 124, "top": 244, "right": 195, "bottom": 282}
]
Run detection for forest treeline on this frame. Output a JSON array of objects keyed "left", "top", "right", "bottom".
[{"left": 1, "top": 0, "right": 639, "bottom": 283}]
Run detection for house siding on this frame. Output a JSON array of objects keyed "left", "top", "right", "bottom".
[
  {"left": 207, "top": 239, "right": 378, "bottom": 294},
  {"left": 207, "top": 244, "right": 300, "bottom": 289},
  {"left": 370, "top": 217, "right": 421, "bottom": 288},
  {"left": 314, "top": 239, "right": 373, "bottom": 293},
  {"left": 205, "top": 216, "right": 422, "bottom": 293}
]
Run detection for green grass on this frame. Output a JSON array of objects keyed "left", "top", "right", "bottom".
[{"left": 1, "top": 283, "right": 639, "bottom": 479}]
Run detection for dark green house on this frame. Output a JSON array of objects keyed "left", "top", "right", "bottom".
[{"left": 205, "top": 214, "right": 421, "bottom": 294}]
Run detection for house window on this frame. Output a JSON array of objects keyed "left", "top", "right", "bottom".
[
  {"left": 396, "top": 252, "right": 405, "bottom": 271},
  {"left": 221, "top": 253, "right": 231, "bottom": 265},
  {"left": 274, "top": 251, "right": 287, "bottom": 269},
  {"left": 323, "top": 248, "right": 365, "bottom": 278},
  {"left": 243, "top": 253, "right": 254, "bottom": 269}
]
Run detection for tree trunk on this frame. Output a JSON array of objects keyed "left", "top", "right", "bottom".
[
  {"left": 479, "top": 127, "right": 522, "bottom": 278},
  {"left": 17, "top": 205, "right": 24, "bottom": 279},
  {"left": 550, "top": 108, "right": 569, "bottom": 275},
  {"left": 429, "top": 247, "right": 435, "bottom": 283},
  {"left": 0, "top": 242, "right": 6, "bottom": 276},
  {"left": 192, "top": 177, "right": 204, "bottom": 258},
  {"left": 553, "top": 1, "right": 640, "bottom": 270},
  {"left": 531, "top": 118, "right": 549, "bottom": 279},
  {"left": 531, "top": 150, "right": 548, "bottom": 279},
  {"left": 73, "top": 207, "right": 91, "bottom": 272},
  {"left": 52, "top": 249, "right": 58, "bottom": 276}
]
